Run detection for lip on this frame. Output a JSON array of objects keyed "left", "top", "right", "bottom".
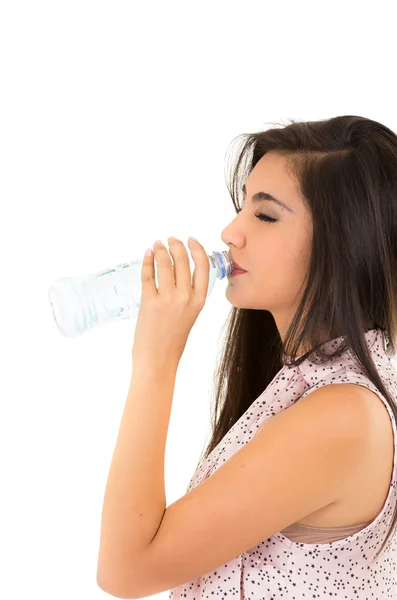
[
  {"left": 229, "top": 270, "right": 247, "bottom": 277},
  {"left": 232, "top": 261, "right": 247, "bottom": 273}
]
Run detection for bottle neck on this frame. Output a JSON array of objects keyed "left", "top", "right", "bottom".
[{"left": 209, "top": 251, "right": 233, "bottom": 278}]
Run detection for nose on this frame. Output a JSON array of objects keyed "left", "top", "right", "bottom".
[
  {"left": 221, "top": 219, "right": 238, "bottom": 248},
  {"left": 221, "top": 220, "right": 244, "bottom": 251}
]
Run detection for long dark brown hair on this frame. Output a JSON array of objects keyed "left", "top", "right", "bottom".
[{"left": 196, "top": 115, "right": 397, "bottom": 560}]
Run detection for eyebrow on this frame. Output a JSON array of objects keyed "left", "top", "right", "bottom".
[{"left": 242, "top": 184, "right": 295, "bottom": 213}]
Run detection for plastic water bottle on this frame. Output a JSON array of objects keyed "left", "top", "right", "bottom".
[{"left": 48, "top": 248, "right": 233, "bottom": 338}]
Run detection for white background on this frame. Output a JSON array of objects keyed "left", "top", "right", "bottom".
[{"left": 1, "top": 1, "right": 397, "bottom": 598}]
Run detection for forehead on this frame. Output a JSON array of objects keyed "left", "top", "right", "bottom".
[
  {"left": 247, "top": 153, "right": 298, "bottom": 199},
  {"left": 248, "top": 153, "right": 312, "bottom": 217}
]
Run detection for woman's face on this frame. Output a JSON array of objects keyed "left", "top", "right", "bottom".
[{"left": 221, "top": 152, "right": 313, "bottom": 341}]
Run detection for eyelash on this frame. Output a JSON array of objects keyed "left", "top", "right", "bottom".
[
  {"left": 254, "top": 212, "right": 277, "bottom": 224},
  {"left": 236, "top": 206, "right": 277, "bottom": 224}
]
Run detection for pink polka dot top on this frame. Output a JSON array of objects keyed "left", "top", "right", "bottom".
[{"left": 170, "top": 328, "right": 397, "bottom": 599}]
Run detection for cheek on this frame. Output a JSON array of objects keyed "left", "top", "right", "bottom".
[
  {"left": 267, "top": 241, "right": 309, "bottom": 287},
  {"left": 272, "top": 241, "right": 299, "bottom": 266}
]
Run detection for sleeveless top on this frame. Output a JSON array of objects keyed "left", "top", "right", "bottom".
[{"left": 169, "top": 328, "right": 397, "bottom": 599}]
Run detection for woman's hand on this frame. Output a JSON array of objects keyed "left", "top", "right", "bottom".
[{"left": 131, "top": 236, "right": 210, "bottom": 373}]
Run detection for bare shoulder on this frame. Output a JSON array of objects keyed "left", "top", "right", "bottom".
[
  {"left": 297, "top": 381, "right": 395, "bottom": 456},
  {"left": 316, "top": 382, "right": 393, "bottom": 433},
  {"left": 299, "top": 381, "right": 389, "bottom": 420},
  {"left": 315, "top": 382, "right": 395, "bottom": 527},
  {"left": 333, "top": 383, "right": 395, "bottom": 475},
  {"left": 290, "top": 382, "right": 380, "bottom": 436}
]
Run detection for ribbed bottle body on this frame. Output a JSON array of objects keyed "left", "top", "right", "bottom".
[{"left": 48, "top": 250, "right": 232, "bottom": 338}]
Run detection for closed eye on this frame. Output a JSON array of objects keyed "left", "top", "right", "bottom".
[
  {"left": 255, "top": 212, "right": 277, "bottom": 224},
  {"left": 235, "top": 206, "right": 277, "bottom": 224}
]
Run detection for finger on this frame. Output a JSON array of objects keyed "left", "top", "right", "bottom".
[
  {"left": 188, "top": 237, "right": 210, "bottom": 303},
  {"left": 154, "top": 239, "right": 175, "bottom": 292},
  {"left": 141, "top": 246, "right": 157, "bottom": 299},
  {"left": 167, "top": 237, "right": 192, "bottom": 290}
]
